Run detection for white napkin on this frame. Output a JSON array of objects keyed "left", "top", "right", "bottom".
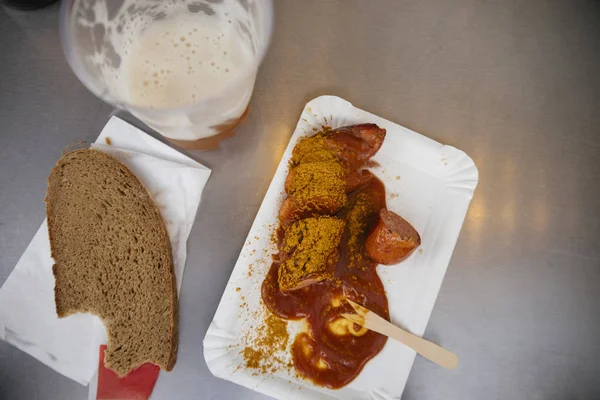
[{"left": 0, "top": 116, "right": 211, "bottom": 385}]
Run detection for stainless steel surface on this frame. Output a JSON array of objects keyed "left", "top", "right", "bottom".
[{"left": 1, "top": 1, "right": 599, "bottom": 399}]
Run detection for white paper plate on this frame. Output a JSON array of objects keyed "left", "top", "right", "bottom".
[{"left": 203, "top": 95, "right": 478, "bottom": 399}]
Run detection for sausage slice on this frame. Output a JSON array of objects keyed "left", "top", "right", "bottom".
[{"left": 365, "top": 209, "right": 420, "bottom": 265}]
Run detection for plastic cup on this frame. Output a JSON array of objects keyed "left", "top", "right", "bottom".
[{"left": 60, "top": 0, "right": 273, "bottom": 148}]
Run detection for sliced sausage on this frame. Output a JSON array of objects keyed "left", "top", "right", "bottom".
[
  {"left": 326, "top": 124, "right": 386, "bottom": 167},
  {"left": 365, "top": 209, "right": 421, "bottom": 265}
]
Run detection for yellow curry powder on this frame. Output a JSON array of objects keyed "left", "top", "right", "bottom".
[
  {"left": 291, "top": 134, "right": 338, "bottom": 165},
  {"left": 346, "top": 193, "right": 373, "bottom": 269},
  {"left": 286, "top": 133, "right": 350, "bottom": 220},
  {"left": 243, "top": 312, "right": 290, "bottom": 374},
  {"left": 287, "top": 160, "right": 347, "bottom": 211},
  {"left": 278, "top": 216, "right": 346, "bottom": 290}
]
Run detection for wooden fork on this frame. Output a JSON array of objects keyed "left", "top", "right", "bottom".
[{"left": 342, "top": 299, "right": 459, "bottom": 369}]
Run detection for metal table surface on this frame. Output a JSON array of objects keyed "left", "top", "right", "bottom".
[{"left": 1, "top": 1, "right": 599, "bottom": 399}]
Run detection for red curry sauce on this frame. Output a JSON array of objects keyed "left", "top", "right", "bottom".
[{"left": 261, "top": 177, "right": 389, "bottom": 389}]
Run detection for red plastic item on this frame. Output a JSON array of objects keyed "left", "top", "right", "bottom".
[{"left": 96, "top": 345, "right": 160, "bottom": 400}]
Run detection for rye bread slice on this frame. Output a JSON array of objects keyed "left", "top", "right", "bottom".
[{"left": 45, "top": 149, "right": 178, "bottom": 376}]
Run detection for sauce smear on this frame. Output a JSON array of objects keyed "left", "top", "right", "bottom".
[{"left": 262, "top": 177, "right": 389, "bottom": 388}]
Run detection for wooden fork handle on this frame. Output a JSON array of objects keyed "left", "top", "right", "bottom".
[{"left": 371, "top": 315, "right": 458, "bottom": 369}]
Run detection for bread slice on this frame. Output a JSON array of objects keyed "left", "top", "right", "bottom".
[{"left": 45, "top": 149, "right": 178, "bottom": 376}]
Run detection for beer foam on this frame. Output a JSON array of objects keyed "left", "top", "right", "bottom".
[{"left": 122, "top": 14, "right": 253, "bottom": 108}]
